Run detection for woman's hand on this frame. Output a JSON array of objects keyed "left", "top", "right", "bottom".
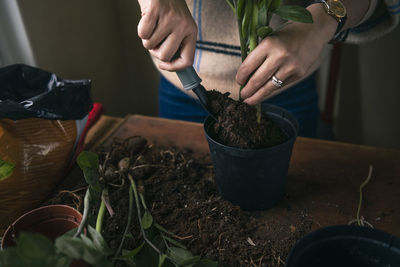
[
  {"left": 137, "top": 0, "right": 197, "bottom": 71},
  {"left": 237, "top": 4, "right": 337, "bottom": 105}
]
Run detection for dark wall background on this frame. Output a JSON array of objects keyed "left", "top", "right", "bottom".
[{"left": 17, "top": 0, "right": 159, "bottom": 117}]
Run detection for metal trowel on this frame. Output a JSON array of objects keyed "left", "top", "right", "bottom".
[{"left": 175, "top": 66, "right": 217, "bottom": 120}]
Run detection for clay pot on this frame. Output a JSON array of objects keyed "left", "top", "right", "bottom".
[
  {"left": 204, "top": 104, "right": 298, "bottom": 210},
  {"left": 1, "top": 204, "right": 82, "bottom": 248}
]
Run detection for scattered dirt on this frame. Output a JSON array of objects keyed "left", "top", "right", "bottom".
[
  {"left": 206, "top": 90, "right": 287, "bottom": 149},
  {"left": 48, "top": 136, "right": 312, "bottom": 266}
]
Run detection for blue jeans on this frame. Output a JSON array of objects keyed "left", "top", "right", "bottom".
[{"left": 159, "top": 73, "right": 319, "bottom": 137}]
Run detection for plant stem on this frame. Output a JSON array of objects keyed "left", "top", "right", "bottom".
[
  {"left": 248, "top": 0, "right": 263, "bottom": 123},
  {"left": 357, "top": 165, "right": 373, "bottom": 226},
  {"left": 249, "top": 0, "right": 258, "bottom": 53},
  {"left": 139, "top": 193, "right": 148, "bottom": 210},
  {"left": 128, "top": 174, "right": 162, "bottom": 255},
  {"left": 237, "top": 1, "right": 248, "bottom": 99},
  {"left": 225, "top": 0, "right": 236, "bottom": 13},
  {"left": 74, "top": 187, "right": 91, "bottom": 237},
  {"left": 96, "top": 196, "right": 106, "bottom": 233},
  {"left": 114, "top": 180, "right": 133, "bottom": 260},
  {"left": 256, "top": 104, "right": 262, "bottom": 123}
]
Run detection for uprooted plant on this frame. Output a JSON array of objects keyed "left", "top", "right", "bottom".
[
  {"left": 77, "top": 136, "right": 217, "bottom": 267},
  {"left": 0, "top": 140, "right": 217, "bottom": 266}
]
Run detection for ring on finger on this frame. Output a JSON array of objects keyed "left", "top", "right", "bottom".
[{"left": 271, "top": 75, "right": 283, "bottom": 88}]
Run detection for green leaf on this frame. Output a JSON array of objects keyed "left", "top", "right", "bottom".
[
  {"left": 141, "top": 211, "right": 153, "bottom": 229},
  {"left": 77, "top": 151, "right": 99, "bottom": 170},
  {"left": 80, "top": 234, "right": 96, "bottom": 250},
  {"left": 0, "top": 158, "right": 15, "bottom": 181},
  {"left": 258, "top": 4, "right": 268, "bottom": 27},
  {"left": 237, "top": 0, "right": 246, "bottom": 19},
  {"left": 162, "top": 234, "right": 187, "bottom": 250},
  {"left": 158, "top": 254, "right": 167, "bottom": 267},
  {"left": 269, "top": 0, "right": 281, "bottom": 11},
  {"left": 193, "top": 259, "right": 219, "bottom": 267},
  {"left": 224, "top": 0, "right": 235, "bottom": 13},
  {"left": 0, "top": 247, "right": 25, "bottom": 267},
  {"left": 181, "top": 256, "right": 201, "bottom": 266},
  {"left": 87, "top": 225, "right": 113, "bottom": 255},
  {"left": 56, "top": 236, "right": 112, "bottom": 267},
  {"left": 257, "top": 26, "right": 273, "bottom": 38},
  {"left": 82, "top": 168, "right": 100, "bottom": 188},
  {"left": 154, "top": 223, "right": 175, "bottom": 236},
  {"left": 121, "top": 243, "right": 144, "bottom": 259},
  {"left": 272, "top": 5, "right": 313, "bottom": 23},
  {"left": 55, "top": 236, "right": 84, "bottom": 259},
  {"left": 16, "top": 232, "right": 55, "bottom": 260},
  {"left": 241, "top": 1, "right": 253, "bottom": 39},
  {"left": 167, "top": 247, "right": 195, "bottom": 266}
]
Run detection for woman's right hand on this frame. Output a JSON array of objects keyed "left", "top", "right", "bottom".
[{"left": 137, "top": 0, "right": 197, "bottom": 71}]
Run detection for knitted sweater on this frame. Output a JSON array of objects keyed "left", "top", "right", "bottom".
[{"left": 153, "top": 0, "right": 400, "bottom": 100}]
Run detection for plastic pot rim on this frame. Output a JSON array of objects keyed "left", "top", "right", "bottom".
[
  {"left": 285, "top": 224, "right": 400, "bottom": 267},
  {"left": 203, "top": 103, "right": 299, "bottom": 154}
]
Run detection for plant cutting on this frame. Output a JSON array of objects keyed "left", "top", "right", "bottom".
[{"left": 201, "top": 0, "right": 312, "bottom": 210}]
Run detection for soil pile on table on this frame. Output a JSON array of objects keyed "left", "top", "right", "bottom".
[
  {"left": 48, "top": 136, "right": 312, "bottom": 266},
  {"left": 206, "top": 90, "right": 287, "bottom": 149}
]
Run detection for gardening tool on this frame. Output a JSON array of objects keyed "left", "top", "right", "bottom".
[{"left": 175, "top": 66, "right": 217, "bottom": 120}]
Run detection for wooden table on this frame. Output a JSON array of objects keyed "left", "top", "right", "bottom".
[{"left": 82, "top": 114, "right": 400, "bottom": 237}]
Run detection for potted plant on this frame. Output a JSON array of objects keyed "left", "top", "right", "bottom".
[{"left": 203, "top": 0, "right": 312, "bottom": 210}]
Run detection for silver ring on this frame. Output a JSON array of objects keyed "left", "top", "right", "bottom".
[{"left": 271, "top": 75, "right": 283, "bottom": 88}]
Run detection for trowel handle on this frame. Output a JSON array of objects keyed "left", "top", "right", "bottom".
[{"left": 176, "top": 66, "right": 202, "bottom": 91}]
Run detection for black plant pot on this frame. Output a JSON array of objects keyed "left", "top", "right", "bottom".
[
  {"left": 204, "top": 104, "right": 298, "bottom": 210},
  {"left": 285, "top": 225, "right": 400, "bottom": 267}
]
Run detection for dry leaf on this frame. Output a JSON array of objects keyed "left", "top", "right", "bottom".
[{"left": 247, "top": 237, "right": 256, "bottom": 246}]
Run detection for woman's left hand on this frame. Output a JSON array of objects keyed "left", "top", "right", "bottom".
[{"left": 237, "top": 4, "right": 337, "bottom": 105}]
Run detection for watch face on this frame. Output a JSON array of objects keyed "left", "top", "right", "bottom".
[{"left": 328, "top": 0, "right": 347, "bottom": 18}]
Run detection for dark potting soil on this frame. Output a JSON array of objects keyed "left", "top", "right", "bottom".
[
  {"left": 48, "top": 136, "right": 312, "bottom": 266},
  {"left": 206, "top": 90, "right": 287, "bottom": 149}
]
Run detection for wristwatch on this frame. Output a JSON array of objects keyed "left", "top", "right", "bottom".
[{"left": 309, "top": 0, "right": 347, "bottom": 35}]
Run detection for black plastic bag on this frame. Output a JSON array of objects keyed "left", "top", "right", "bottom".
[{"left": 0, "top": 64, "right": 92, "bottom": 120}]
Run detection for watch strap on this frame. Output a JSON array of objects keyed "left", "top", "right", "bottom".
[{"left": 307, "top": 0, "right": 347, "bottom": 36}]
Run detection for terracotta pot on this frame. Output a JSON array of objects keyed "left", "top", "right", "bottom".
[{"left": 1, "top": 204, "right": 82, "bottom": 248}]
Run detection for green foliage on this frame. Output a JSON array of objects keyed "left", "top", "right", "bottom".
[
  {"left": 77, "top": 151, "right": 101, "bottom": 191},
  {"left": 0, "top": 158, "right": 15, "bottom": 181},
  {"left": 273, "top": 5, "right": 313, "bottom": 23},
  {"left": 224, "top": 0, "right": 313, "bottom": 61},
  {"left": 142, "top": 211, "right": 154, "bottom": 230},
  {"left": 117, "top": 176, "right": 218, "bottom": 267},
  {"left": 77, "top": 150, "right": 99, "bottom": 170},
  {"left": 0, "top": 229, "right": 113, "bottom": 267},
  {"left": 257, "top": 26, "right": 273, "bottom": 38},
  {"left": 75, "top": 151, "right": 103, "bottom": 238},
  {"left": 269, "top": 0, "right": 282, "bottom": 11},
  {"left": 3, "top": 147, "right": 218, "bottom": 267}
]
